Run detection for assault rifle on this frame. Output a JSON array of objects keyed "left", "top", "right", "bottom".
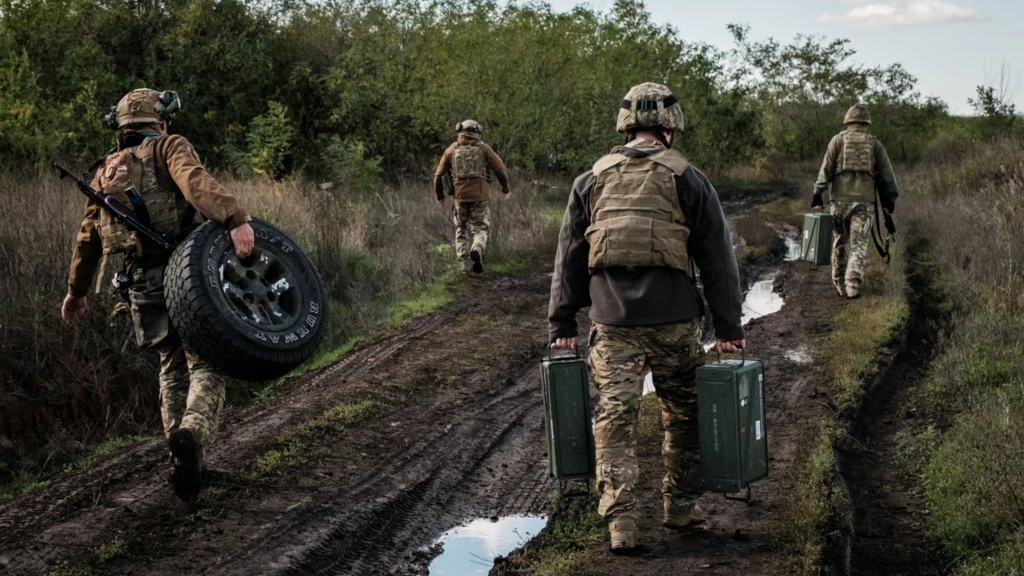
[{"left": 54, "top": 163, "right": 176, "bottom": 252}]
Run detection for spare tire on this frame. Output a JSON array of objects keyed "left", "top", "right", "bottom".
[{"left": 165, "top": 218, "right": 329, "bottom": 381}]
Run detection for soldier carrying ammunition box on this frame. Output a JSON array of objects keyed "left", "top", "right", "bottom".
[
  {"left": 548, "top": 83, "right": 746, "bottom": 553},
  {"left": 812, "top": 104, "right": 900, "bottom": 298},
  {"left": 433, "top": 120, "right": 511, "bottom": 274},
  {"left": 60, "top": 88, "right": 255, "bottom": 501}
]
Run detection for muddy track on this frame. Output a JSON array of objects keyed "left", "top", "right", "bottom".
[
  {"left": 0, "top": 270, "right": 557, "bottom": 575},
  {"left": 830, "top": 240, "right": 948, "bottom": 576}
]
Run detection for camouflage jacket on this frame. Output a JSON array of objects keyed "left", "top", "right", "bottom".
[
  {"left": 814, "top": 124, "right": 900, "bottom": 207},
  {"left": 433, "top": 133, "right": 511, "bottom": 203}
]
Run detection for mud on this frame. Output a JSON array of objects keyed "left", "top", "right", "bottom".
[
  {"left": 830, "top": 241, "right": 948, "bottom": 576},
  {"left": 0, "top": 270, "right": 558, "bottom": 576}
]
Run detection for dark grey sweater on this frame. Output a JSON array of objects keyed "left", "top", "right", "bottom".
[{"left": 547, "top": 144, "right": 744, "bottom": 342}]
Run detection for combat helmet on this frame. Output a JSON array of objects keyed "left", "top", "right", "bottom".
[
  {"left": 106, "top": 88, "right": 181, "bottom": 130},
  {"left": 456, "top": 119, "right": 483, "bottom": 134},
  {"left": 843, "top": 104, "right": 871, "bottom": 126},
  {"left": 616, "top": 82, "right": 684, "bottom": 134}
]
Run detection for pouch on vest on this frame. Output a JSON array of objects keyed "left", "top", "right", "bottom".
[
  {"left": 832, "top": 131, "right": 876, "bottom": 203},
  {"left": 451, "top": 143, "right": 487, "bottom": 180},
  {"left": 97, "top": 151, "right": 140, "bottom": 255}
]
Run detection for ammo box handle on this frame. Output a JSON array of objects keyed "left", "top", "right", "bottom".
[
  {"left": 547, "top": 343, "right": 581, "bottom": 361},
  {"left": 711, "top": 346, "right": 746, "bottom": 368}
]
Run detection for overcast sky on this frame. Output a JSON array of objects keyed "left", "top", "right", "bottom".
[{"left": 545, "top": 0, "right": 1023, "bottom": 115}]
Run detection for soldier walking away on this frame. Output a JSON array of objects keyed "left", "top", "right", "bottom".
[
  {"left": 812, "top": 104, "right": 900, "bottom": 298},
  {"left": 60, "top": 88, "right": 255, "bottom": 501},
  {"left": 548, "top": 83, "right": 746, "bottom": 554},
  {"left": 433, "top": 120, "right": 511, "bottom": 274}
]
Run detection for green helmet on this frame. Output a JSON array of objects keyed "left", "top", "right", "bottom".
[
  {"left": 616, "top": 82, "right": 684, "bottom": 134},
  {"left": 844, "top": 104, "right": 871, "bottom": 126},
  {"left": 456, "top": 119, "right": 482, "bottom": 134},
  {"left": 106, "top": 88, "right": 181, "bottom": 130}
]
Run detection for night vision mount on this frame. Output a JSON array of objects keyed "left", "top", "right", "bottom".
[{"left": 104, "top": 90, "right": 182, "bottom": 130}]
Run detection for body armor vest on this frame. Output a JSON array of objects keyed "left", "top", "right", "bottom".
[
  {"left": 585, "top": 148, "right": 691, "bottom": 273},
  {"left": 831, "top": 130, "right": 877, "bottom": 203},
  {"left": 97, "top": 135, "right": 193, "bottom": 255},
  {"left": 451, "top": 142, "right": 488, "bottom": 180}
]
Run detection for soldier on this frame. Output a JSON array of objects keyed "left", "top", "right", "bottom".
[
  {"left": 60, "top": 88, "right": 254, "bottom": 501},
  {"left": 548, "top": 83, "right": 745, "bottom": 553},
  {"left": 812, "top": 104, "right": 899, "bottom": 298},
  {"left": 433, "top": 120, "right": 511, "bottom": 274}
]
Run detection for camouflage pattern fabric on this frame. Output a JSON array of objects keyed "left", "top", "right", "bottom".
[
  {"left": 831, "top": 201, "right": 874, "bottom": 297},
  {"left": 588, "top": 320, "right": 705, "bottom": 526},
  {"left": 130, "top": 262, "right": 226, "bottom": 451},
  {"left": 617, "top": 82, "right": 684, "bottom": 133},
  {"left": 454, "top": 201, "right": 490, "bottom": 271}
]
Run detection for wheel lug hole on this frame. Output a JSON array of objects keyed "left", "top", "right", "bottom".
[{"left": 246, "top": 270, "right": 257, "bottom": 280}]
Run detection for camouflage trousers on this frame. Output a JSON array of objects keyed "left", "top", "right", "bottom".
[
  {"left": 454, "top": 201, "right": 490, "bottom": 271},
  {"left": 832, "top": 201, "right": 873, "bottom": 297},
  {"left": 588, "top": 320, "right": 705, "bottom": 525},
  {"left": 129, "top": 264, "right": 226, "bottom": 452}
]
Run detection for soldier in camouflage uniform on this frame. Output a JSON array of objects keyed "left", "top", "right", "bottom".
[
  {"left": 61, "top": 89, "right": 255, "bottom": 501},
  {"left": 433, "top": 120, "right": 511, "bottom": 273},
  {"left": 549, "top": 83, "right": 745, "bottom": 553},
  {"left": 813, "top": 104, "right": 900, "bottom": 298}
]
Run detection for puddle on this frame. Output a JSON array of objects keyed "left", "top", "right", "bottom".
[
  {"left": 785, "top": 237, "right": 802, "bottom": 261},
  {"left": 428, "top": 515, "right": 546, "bottom": 575},
  {"left": 785, "top": 345, "right": 812, "bottom": 364},
  {"left": 741, "top": 272, "right": 784, "bottom": 325}
]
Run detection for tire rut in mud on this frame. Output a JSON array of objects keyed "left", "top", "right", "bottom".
[{"left": 829, "top": 239, "right": 948, "bottom": 576}]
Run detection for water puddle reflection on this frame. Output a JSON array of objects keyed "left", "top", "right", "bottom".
[
  {"left": 428, "top": 515, "right": 546, "bottom": 575},
  {"left": 785, "top": 237, "right": 802, "bottom": 261}
]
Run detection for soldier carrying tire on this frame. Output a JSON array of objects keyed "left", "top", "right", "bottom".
[{"left": 59, "top": 88, "right": 326, "bottom": 501}]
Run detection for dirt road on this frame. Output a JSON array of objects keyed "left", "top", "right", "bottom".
[{"left": 0, "top": 186, "right": 910, "bottom": 576}]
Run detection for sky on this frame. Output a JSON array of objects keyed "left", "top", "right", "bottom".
[{"left": 545, "top": 0, "right": 1024, "bottom": 115}]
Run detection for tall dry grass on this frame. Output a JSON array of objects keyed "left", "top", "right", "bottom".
[
  {"left": 894, "top": 138, "right": 1024, "bottom": 574},
  {"left": 0, "top": 167, "right": 562, "bottom": 481}
]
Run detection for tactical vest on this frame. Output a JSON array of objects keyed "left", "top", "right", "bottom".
[
  {"left": 97, "top": 135, "right": 193, "bottom": 255},
  {"left": 451, "top": 142, "right": 488, "bottom": 180},
  {"left": 585, "top": 148, "right": 691, "bottom": 273},
  {"left": 831, "top": 130, "right": 877, "bottom": 203}
]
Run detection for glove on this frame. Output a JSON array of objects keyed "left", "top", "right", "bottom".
[{"left": 811, "top": 192, "right": 824, "bottom": 209}]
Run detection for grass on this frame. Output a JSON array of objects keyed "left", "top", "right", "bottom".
[
  {"left": 93, "top": 537, "right": 127, "bottom": 562},
  {"left": 44, "top": 561, "right": 91, "bottom": 576},
  {"left": 494, "top": 491, "right": 605, "bottom": 576},
  {"left": 249, "top": 399, "right": 379, "bottom": 478},
  {"left": 0, "top": 471, "right": 50, "bottom": 502}
]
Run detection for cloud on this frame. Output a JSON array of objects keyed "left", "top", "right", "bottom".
[{"left": 819, "top": 0, "right": 987, "bottom": 28}]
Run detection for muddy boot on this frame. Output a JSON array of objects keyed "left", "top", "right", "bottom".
[
  {"left": 834, "top": 282, "right": 847, "bottom": 298},
  {"left": 169, "top": 428, "right": 203, "bottom": 502},
  {"left": 470, "top": 249, "right": 483, "bottom": 274},
  {"left": 845, "top": 283, "right": 861, "bottom": 299},
  {"left": 663, "top": 501, "right": 704, "bottom": 530},
  {"left": 608, "top": 517, "right": 641, "bottom": 555}
]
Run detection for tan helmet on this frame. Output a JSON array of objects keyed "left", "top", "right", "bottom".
[
  {"left": 616, "top": 82, "right": 684, "bottom": 134},
  {"left": 843, "top": 104, "right": 871, "bottom": 125},
  {"left": 106, "top": 88, "right": 181, "bottom": 130},
  {"left": 456, "top": 119, "right": 483, "bottom": 134}
]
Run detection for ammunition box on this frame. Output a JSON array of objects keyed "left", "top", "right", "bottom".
[
  {"left": 539, "top": 354, "right": 596, "bottom": 481},
  {"left": 801, "top": 212, "right": 833, "bottom": 265},
  {"left": 697, "top": 358, "right": 768, "bottom": 494}
]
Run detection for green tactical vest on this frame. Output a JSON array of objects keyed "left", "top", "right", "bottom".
[
  {"left": 831, "top": 130, "right": 877, "bottom": 203},
  {"left": 97, "top": 135, "right": 193, "bottom": 255},
  {"left": 585, "top": 148, "right": 692, "bottom": 273},
  {"left": 451, "top": 142, "right": 488, "bottom": 181}
]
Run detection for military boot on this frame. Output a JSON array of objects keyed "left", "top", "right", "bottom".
[
  {"left": 608, "top": 517, "right": 641, "bottom": 554},
  {"left": 845, "top": 282, "right": 861, "bottom": 299},
  {"left": 663, "top": 501, "right": 704, "bottom": 530},
  {"left": 470, "top": 249, "right": 484, "bottom": 274},
  {"left": 168, "top": 427, "right": 204, "bottom": 501}
]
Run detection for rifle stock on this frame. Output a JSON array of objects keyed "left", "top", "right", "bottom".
[{"left": 54, "top": 163, "right": 176, "bottom": 252}]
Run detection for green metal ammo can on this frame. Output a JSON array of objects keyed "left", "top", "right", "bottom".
[
  {"left": 801, "top": 212, "right": 833, "bottom": 265},
  {"left": 539, "top": 352, "right": 596, "bottom": 481},
  {"left": 696, "top": 357, "right": 768, "bottom": 497}
]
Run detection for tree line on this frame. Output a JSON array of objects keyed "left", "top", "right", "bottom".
[{"left": 0, "top": 0, "right": 1011, "bottom": 180}]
